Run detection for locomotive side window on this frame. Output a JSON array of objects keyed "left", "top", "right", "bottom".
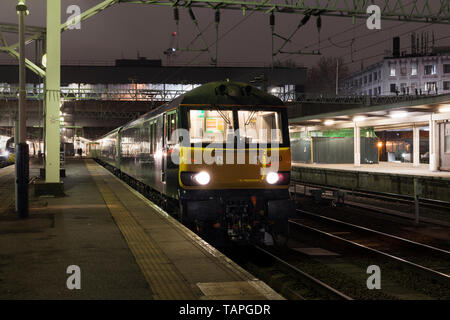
[
  {"left": 238, "top": 110, "right": 283, "bottom": 144},
  {"left": 189, "top": 109, "right": 234, "bottom": 143}
]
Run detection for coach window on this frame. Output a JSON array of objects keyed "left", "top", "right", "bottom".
[
  {"left": 150, "top": 121, "right": 157, "bottom": 153},
  {"left": 141, "top": 125, "right": 150, "bottom": 154},
  {"left": 167, "top": 112, "right": 177, "bottom": 145}
]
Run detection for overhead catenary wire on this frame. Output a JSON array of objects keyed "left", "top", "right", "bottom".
[
  {"left": 339, "top": 33, "right": 450, "bottom": 68},
  {"left": 160, "top": 10, "right": 257, "bottom": 84},
  {"left": 279, "top": 20, "right": 409, "bottom": 62},
  {"left": 337, "top": 21, "right": 443, "bottom": 69},
  {"left": 277, "top": 0, "right": 426, "bottom": 63}
]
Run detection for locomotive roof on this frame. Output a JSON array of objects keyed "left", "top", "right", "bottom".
[
  {"left": 97, "top": 81, "right": 284, "bottom": 140},
  {"left": 179, "top": 81, "right": 284, "bottom": 106}
]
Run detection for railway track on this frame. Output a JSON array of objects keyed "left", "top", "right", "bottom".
[
  {"left": 252, "top": 245, "right": 353, "bottom": 300},
  {"left": 290, "top": 180, "right": 450, "bottom": 213},
  {"left": 290, "top": 209, "right": 450, "bottom": 286}
]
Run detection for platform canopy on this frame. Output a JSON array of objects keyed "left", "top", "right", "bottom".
[{"left": 289, "top": 93, "right": 450, "bottom": 131}]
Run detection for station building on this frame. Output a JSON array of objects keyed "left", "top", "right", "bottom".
[{"left": 341, "top": 37, "right": 450, "bottom": 97}]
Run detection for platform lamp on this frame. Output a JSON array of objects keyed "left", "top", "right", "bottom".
[
  {"left": 377, "top": 141, "right": 383, "bottom": 162},
  {"left": 16, "top": 0, "right": 30, "bottom": 219}
]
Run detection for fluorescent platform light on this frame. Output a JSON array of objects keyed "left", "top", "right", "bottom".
[
  {"left": 353, "top": 116, "right": 366, "bottom": 122},
  {"left": 390, "top": 111, "right": 408, "bottom": 118},
  {"left": 439, "top": 105, "right": 450, "bottom": 113}
]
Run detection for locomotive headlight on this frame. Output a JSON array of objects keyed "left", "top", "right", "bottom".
[
  {"left": 266, "top": 172, "right": 279, "bottom": 185},
  {"left": 194, "top": 171, "right": 210, "bottom": 185}
]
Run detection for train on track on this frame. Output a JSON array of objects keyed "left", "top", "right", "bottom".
[
  {"left": 94, "top": 81, "right": 294, "bottom": 244},
  {"left": 0, "top": 136, "right": 15, "bottom": 165}
]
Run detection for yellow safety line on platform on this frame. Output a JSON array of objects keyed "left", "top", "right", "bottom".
[
  {"left": 98, "top": 161, "right": 284, "bottom": 300},
  {"left": 85, "top": 160, "right": 197, "bottom": 300}
]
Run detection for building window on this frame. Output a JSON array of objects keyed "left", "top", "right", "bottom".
[
  {"left": 425, "top": 82, "right": 437, "bottom": 92},
  {"left": 378, "top": 87, "right": 381, "bottom": 95},
  {"left": 444, "top": 81, "right": 450, "bottom": 90},
  {"left": 390, "top": 66, "right": 396, "bottom": 76},
  {"left": 400, "top": 66, "right": 407, "bottom": 76},
  {"left": 444, "top": 64, "right": 450, "bottom": 74},
  {"left": 424, "top": 65, "right": 437, "bottom": 75},
  {"left": 373, "top": 72, "right": 377, "bottom": 81},
  {"left": 369, "top": 74, "right": 372, "bottom": 82},
  {"left": 369, "top": 89, "right": 372, "bottom": 95},
  {"left": 411, "top": 64, "right": 417, "bottom": 76},
  {"left": 411, "top": 83, "right": 417, "bottom": 92},
  {"left": 364, "top": 76, "right": 367, "bottom": 84},
  {"left": 390, "top": 83, "right": 397, "bottom": 93},
  {"left": 400, "top": 83, "right": 407, "bottom": 94}
]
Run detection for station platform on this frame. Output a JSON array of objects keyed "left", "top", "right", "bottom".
[
  {"left": 293, "top": 162, "right": 450, "bottom": 178},
  {"left": 0, "top": 159, "right": 283, "bottom": 300},
  {"left": 292, "top": 162, "right": 450, "bottom": 202}
]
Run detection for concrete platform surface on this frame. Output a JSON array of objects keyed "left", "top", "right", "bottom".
[
  {"left": 0, "top": 159, "right": 283, "bottom": 300},
  {"left": 291, "top": 161, "right": 450, "bottom": 202},
  {"left": 293, "top": 162, "right": 450, "bottom": 178}
]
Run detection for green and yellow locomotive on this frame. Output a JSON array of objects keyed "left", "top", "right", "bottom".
[{"left": 96, "top": 81, "right": 294, "bottom": 244}]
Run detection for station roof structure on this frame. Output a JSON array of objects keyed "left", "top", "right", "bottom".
[
  {"left": 0, "top": 61, "right": 306, "bottom": 87},
  {"left": 288, "top": 93, "right": 450, "bottom": 131}
]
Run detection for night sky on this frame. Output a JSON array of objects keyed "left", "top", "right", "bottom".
[{"left": 0, "top": 0, "right": 449, "bottom": 73}]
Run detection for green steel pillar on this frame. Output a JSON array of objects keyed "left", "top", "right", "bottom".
[
  {"left": 45, "top": 0, "right": 61, "bottom": 183},
  {"left": 353, "top": 123, "right": 361, "bottom": 166}
]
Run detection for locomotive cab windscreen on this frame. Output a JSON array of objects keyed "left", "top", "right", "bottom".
[{"left": 186, "top": 107, "right": 288, "bottom": 147}]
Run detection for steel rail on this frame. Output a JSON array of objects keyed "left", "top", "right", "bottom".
[
  {"left": 253, "top": 244, "right": 353, "bottom": 300},
  {"left": 296, "top": 209, "right": 450, "bottom": 255},
  {"left": 289, "top": 218, "right": 450, "bottom": 283},
  {"left": 290, "top": 179, "right": 450, "bottom": 211}
]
